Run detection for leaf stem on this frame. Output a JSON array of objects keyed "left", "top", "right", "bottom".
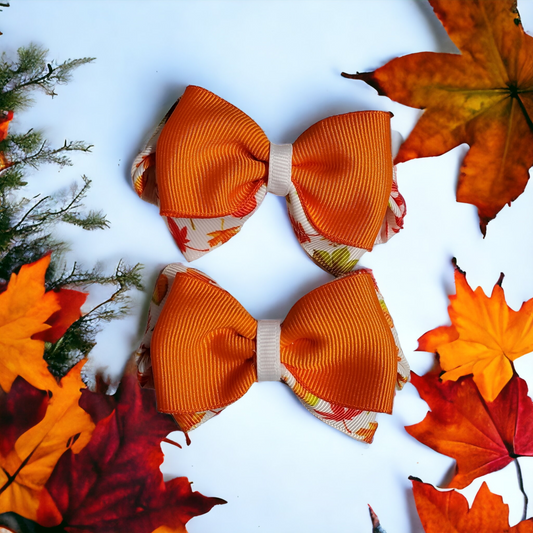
[{"left": 515, "top": 457, "right": 528, "bottom": 522}]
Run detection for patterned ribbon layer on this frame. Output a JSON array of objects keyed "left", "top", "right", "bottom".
[
  {"left": 136, "top": 265, "right": 410, "bottom": 443},
  {"left": 132, "top": 86, "right": 406, "bottom": 277}
]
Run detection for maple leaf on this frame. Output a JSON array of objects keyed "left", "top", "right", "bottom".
[
  {"left": 166, "top": 218, "right": 190, "bottom": 254},
  {"left": 166, "top": 218, "right": 208, "bottom": 254},
  {"left": 411, "top": 478, "right": 533, "bottom": 532},
  {"left": 0, "top": 110, "right": 13, "bottom": 141},
  {"left": 38, "top": 369, "right": 225, "bottom": 532},
  {"left": 406, "top": 371, "right": 533, "bottom": 489},
  {"left": 206, "top": 226, "right": 240, "bottom": 248},
  {"left": 417, "top": 263, "right": 533, "bottom": 402},
  {"left": 343, "top": 0, "right": 533, "bottom": 234},
  {"left": 0, "top": 111, "right": 13, "bottom": 171},
  {"left": 315, "top": 404, "right": 363, "bottom": 434},
  {"left": 33, "top": 288, "right": 88, "bottom": 344},
  {"left": 288, "top": 213, "right": 311, "bottom": 244},
  {"left": 0, "top": 361, "right": 94, "bottom": 522},
  {"left": 0, "top": 255, "right": 61, "bottom": 393},
  {"left": 312, "top": 247, "right": 358, "bottom": 276}
]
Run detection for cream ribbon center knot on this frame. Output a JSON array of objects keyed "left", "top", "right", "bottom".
[{"left": 267, "top": 143, "right": 293, "bottom": 196}]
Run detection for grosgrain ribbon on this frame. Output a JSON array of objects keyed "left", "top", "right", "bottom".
[
  {"left": 131, "top": 86, "right": 406, "bottom": 276},
  {"left": 136, "top": 264, "right": 411, "bottom": 443},
  {"left": 266, "top": 144, "right": 293, "bottom": 196},
  {"left": 256, "top": 319, "right": 282, "bottom": 382}
]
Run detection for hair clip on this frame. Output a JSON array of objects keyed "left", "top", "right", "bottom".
[
  {"left": 136, "top": 264, "right": 410, "bottom": 443},
  {"left": 132, "top": 86, "right": 406, "bottom": 276}
]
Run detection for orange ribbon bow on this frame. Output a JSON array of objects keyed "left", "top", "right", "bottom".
[
  {"left": 136, "top": 264, "right": 410, "bottom": 443},
  {"left": 132, "top": 86, "right": 406, "bottom": 277}
]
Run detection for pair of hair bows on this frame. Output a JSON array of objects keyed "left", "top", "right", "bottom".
[{"left": 132, "top": 86, "right": 410, "bottom": 442}]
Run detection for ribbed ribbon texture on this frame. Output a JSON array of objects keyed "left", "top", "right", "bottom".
[
  {"left": 155, "top": 85, "right": 393, "bottom": 250},
  {"left": 150, "top": 268, "right": 398, "bottom": 418}
]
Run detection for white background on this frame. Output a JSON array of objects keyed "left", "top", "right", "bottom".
[{"left": 4, "top": 1, "right": 533, "bottom": 531}]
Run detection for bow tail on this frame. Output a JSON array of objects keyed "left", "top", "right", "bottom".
[
  {"left": 374, "top": 166, "right": 406, "bottom": 246},
  {"left": 281, "top": 368, "right": 380, "bottom": 443},
  {"left": 166, "top": 183, "right": 266, "bottom": 261},
  {"left": 172, "top": 408, "right": 226, "bottom": 437},
  {"left": 286, "top": 171, "right": 406, "bottom": 278},
  {"left": 286, "top": 184, "right": 367, "bottom": 277}
]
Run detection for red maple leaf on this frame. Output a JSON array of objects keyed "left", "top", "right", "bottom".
[
  {"left": 167, "top": 217, "right": 190, "bottom": 253},
  {"left": 33, "top": 288, "right": 88, "bottom": 344},
  {"left": 38, "top": 369, "right": 225, "bottom": 532},
  {"left": 0, "top": 376, "right": 48, "bottom": 458},
  {"left": 315, "top": 403, "right": 363, "bottom": 433},
  {"left": 406, "top": 370, "right": 533, "bottom": 489},
  {"left": 166, "top": 218, "right": 208, "bottom": 254}
]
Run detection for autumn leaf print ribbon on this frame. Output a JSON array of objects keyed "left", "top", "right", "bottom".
[
  {"left": 136, "top": 264, "right": 410, "bottom": 443},
  {"left": 131, "top": 86, "right": 406, "bottom": 277}
]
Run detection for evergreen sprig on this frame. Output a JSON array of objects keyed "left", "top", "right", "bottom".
[
  {"left": 0, "top": 43, "right": 94, "bottom": 110},
  {"left": 45, "top": 261, "right": 144, "bottom": 377},
  {"left": 0, "top": 43, "right": 143, "bottom": 377}
]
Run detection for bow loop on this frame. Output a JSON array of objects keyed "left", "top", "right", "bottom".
[
  {"left": 151, "top": 269, "right": 257, "bottom": 413},
  {"left": 281, "top": 270, "right": 397, "bottom": 413},
  {"left": 157, "top": 86, "right": 270, "bottom": 218},
  {"left": 292, "top": 112, "right": 393, "bottom": 249}
]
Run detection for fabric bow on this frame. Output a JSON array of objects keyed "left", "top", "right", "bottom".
[
  {"left": 131, "top": 86, "right": 406, "bottom": 277},
  {"left": 136, "top": 264, "right": 410, "bottom": 443}
]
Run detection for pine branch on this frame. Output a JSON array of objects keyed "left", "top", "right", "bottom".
[
  {"left": 0, "top": 130, "right": 93, "bottom": 185},
  {"left": 44, "top": 262, "right": 143, "bottom": 376},
  {"left": 0, "top": 177, "right": 109, "bottom": 279},
  {"left": 0, "top": 44, "right": 94, "bottom": 110}
]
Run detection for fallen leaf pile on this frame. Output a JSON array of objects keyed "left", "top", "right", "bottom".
[
  {"left": 343, "top": 0, "right": 533, "bottom": 234},
  {"left": 0, "top": 256, "right": 223, "bottom": 532}
]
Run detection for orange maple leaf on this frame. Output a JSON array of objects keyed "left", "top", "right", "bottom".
[
  {"left": 0, "top": 255, "right": 61, "bottom": 393},
  {"left": 343, "top": 0, "right": 533, "bottom": 234},
  {"left": 417, "top": 263, "right": 533, "bottom": 402},
  {"left": 411, "top": 478, "right": 533, "bottom": 532},
  {"left": 0, "top": 361, "right": 95, "bottom": 522},
  {"left": 0, "top": 110, "right": 14, "bottom": 171},
  {"left": 288, "top": 212, "right": 311, "bottom": 244},
  {"left": 0, "top": 110, "right": 13, "bottom": 141},
  {"left": 206, "top": 226, "right": 240, "bottom": 248}
]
